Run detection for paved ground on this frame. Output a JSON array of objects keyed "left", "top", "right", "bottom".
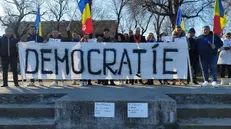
[
  {"left": 0, "top": 72, "right": 231, "bottom": 94},
  {"left": 0, "top": 80, "right": 230, "bottom": 94}
]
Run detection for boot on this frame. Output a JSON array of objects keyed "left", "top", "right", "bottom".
[{"left": 220, "top": 78, "right": 225, "bottom": 85}]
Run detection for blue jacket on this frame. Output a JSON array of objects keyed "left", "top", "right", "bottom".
[
  {"left": 196, "top": 32, "right": 223, "bottom": 57},
  {"left": 27, "top": 34, "right": 44, "bottom": 43},
  {"left": 0, "top": 35, "right": 18, "bottom": 57}
]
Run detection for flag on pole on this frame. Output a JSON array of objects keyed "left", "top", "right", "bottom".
[
  {"left": 214, "top": 0, "right": 227, "bottom": 36},
  {"left": 176, "top": 7, "right": 185, "bottom": 30},
  {"left": 35, "top": 8, "right": 42, "bottom": 36},
  {"left": 78, "top": 0, "right": 93, "bottom": 34}
]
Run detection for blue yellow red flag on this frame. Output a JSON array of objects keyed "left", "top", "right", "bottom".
[
  {"left": 214, "top": 0, "right": 227, "bottom": 36},
  {"left": 78, "top": 0, "right": 93, "bottom": 34}
]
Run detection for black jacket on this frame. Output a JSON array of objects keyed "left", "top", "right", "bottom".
[
  {"left": 0, "top": 35, "right": 18, "bottom": 57},
  {"left": 196, "top": 32, "right": 223, "bottom": 57},
  {"left": 27, "top": 34, "right": 44, "bottom": 43}
]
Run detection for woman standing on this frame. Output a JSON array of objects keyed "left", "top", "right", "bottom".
[
  {"left": 146, "top": 33, "right": 156, "bottom": 85},
  {"left": 218, "top": 32, "right": 231, "bottom": 85}
]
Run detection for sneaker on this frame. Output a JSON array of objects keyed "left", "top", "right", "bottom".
[
  {"left": 62, "top": 81, "right": 69, "bottom": 87},
  {"left": 212, "top": 81, "right": 219, "bottom": 88},
  {"left": 79, "top": 81, "right": 84, "bottom": 87},
  {"left": 1, "top": 85, "right": 8, "bottom": 87},
  {"left": 50, "top": 81, "right": 58, "bottom": 87},
  {"left": 220, "top": 78, "right": 226, "bottom": 85},
  {"left": 27, "top": 82, "right": 36, "bottom": 86},
  {"left": 39, "top": 82, "right": 44, "bottom": 86},
  {"left": 201, "top": 81, "right": 209, "bottom": 87},
  {"left": 84, "top": 81, "right": 88, "bottom": 86},
  {"left": 229, "top": 78, "right": 231, "bottom": 86}
]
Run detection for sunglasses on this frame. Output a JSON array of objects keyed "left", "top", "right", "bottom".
[{"left": 226, "top": 36, "right": 231, "bottom": 38}]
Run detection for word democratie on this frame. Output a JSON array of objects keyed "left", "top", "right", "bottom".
[{"left": 23, "top": 44, "right": 179, "bottom": 76}]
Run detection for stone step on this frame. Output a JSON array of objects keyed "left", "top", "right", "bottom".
[
  {"left": 0, "top": 117, "right": 55, "bottom": 129},
  {"left": 178, "top": 104, "right": 231, "bottom": 118},
  {"left": 0, "top": 104, "right": 54, "bottom": 118},
  {"left": 0, "top": 93, "right": 65, "bottom": 104},
  {"left": 168, "top": 94, "right": 231, "bottom": 104},
  {"left": 178, "top": 118, "right": 231, "bottom": 129}
]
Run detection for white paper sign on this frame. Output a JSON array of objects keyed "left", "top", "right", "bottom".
[
  {"left": 223, "top": 40, "right": 231, "bottom": 47},
  {"left": 49, "top": 38, "right": 61, "bottom": 42},
  {"left": 94, "top": 102, "right": 115, "bottom": 117},
  {"left": 128, "top": 103, "right": 148, "bottom": 118},
  {"left": 161, "top": 36, "right": 173, "bottom": 42}
]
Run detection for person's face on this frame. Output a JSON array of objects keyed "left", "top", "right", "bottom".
[
  {"left": 129, "top": 30, "right": 133, "bottom": 36},
  {"left": 5, "top": 31, "right": 13, "bottom": 37},
  {"left": 148, "top": 34, "right": 154, "bottom": 41},
  {"left": 30, "top": 27, "right": 36, "bottom": 35},
  {"left": 117, "top": 36, "right": 122, "bottom": 42},
  {"left": 176, "top": 28, "right": 182, "bottom": 35},
  {"left": 104, "top": 31, "right": 110, "bottom": 38},
  {"left": 124, "top": 34, "right": 128, "bottom": 39},
  {"left": 225, "top": 34, "right": 231, "bottom": 39},
  {"left": 52, "top": 31, "right": 59, "bottom": 38},
  {"left": 72, "top": 32, "right": 78, "bottom": 39},
  {"left": 203, "top": 28, "right": 210, "bottom": 35},
  {"left": 135, "top": 28, "right": 140, "bottom": 35},
  {"left": 188, "top": 32, "right": 195, "bottom": 37}
]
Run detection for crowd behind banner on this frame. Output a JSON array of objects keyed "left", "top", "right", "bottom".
[{"left": 0, "top": 25, "right": 230, "bottom": 88}]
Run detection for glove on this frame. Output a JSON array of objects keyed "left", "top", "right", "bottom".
[{"left": 224, "top": 47, "right": 230, "bottom": 50}]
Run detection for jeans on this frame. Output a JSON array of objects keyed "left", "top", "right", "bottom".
[
  {"left": 200, "top": 56, "right": 218, "bottom": 82},
  {"left": 1, "top": 57, "right": 19, "bottom": 86}
]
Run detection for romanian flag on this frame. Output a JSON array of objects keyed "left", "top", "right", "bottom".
[
  {"left": 176, "top": 7, "right": 185, "bottom": 30},
  {"left": 35, "top": 8, "right": 42, "bottom": 36},
  {"left": 78, "top": 0, "right": 93, "bottom": 34},
  {"left": 214, "top": 0, "right": 227, "bottom": 36}
]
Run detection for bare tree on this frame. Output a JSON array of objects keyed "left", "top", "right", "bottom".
[
  {"left": 46, "top": 0, "right": 70, "bottom": 31},
  {"left": 110, "top": 0, "right": 130, "bottom": 34},
  {"left": 128, "top": 0, "right": 213, "bottom": 30},
  {"left": 0, "top": 0, "right": 38, "bottom": 38}
]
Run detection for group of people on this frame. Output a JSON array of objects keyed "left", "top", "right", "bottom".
[{"left": 0, "top": 24, "right": 230, "bottom": 88}]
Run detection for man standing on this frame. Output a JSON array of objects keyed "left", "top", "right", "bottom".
[
  {"left": 196, "top": 26, "right": 223, "bottom": 88},
  {"left": 129, "top": 27, "right": 146, "bottom": 85},
  {"left": 102, "top": 28, "right": 116, "bottom": 86},
  {"left": 0, "top": 28, "right": 19, "bottom": 87},
  {"left": 187, "top": 28, "right": 199, "bottom": 84},
  {"left": 26, "top": 26, "right": 44, "bottom": 86}
]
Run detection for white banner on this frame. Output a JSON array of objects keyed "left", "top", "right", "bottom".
[{"left": 18, "top": 39, "right": 188, "bottom": 80}]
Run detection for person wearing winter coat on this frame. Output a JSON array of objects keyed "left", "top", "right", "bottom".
[
  {"left": 196, "top": 26, "right": 223, "bottom": 88},
  {"left": 129, "top": 27, "right": 146, "bottom": 85},
  {"left": 26, "top": 26, "right": 44, "bottom": 86},
  {"left": 187, "top": 28, "right": 199, "bottom": 85},
  {"left": 172, "top": 26, "right": 187, "bottom": 85},
  {"left": 48, "top": 30, "right": 70, "bottom": 87},
  {"left": 0, "top": 28, "right": 19, "bottom": 87},
  {"left": 218, "top": 32, "right": 231, "bottom": 85}
]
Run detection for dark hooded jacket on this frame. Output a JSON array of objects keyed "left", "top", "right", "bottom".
[
  {"left": 0, "top": 35, "right": 18, "bottom": 57},
  {"left": 196, "top": 31, "right": 223, "bottom": 57},
  {"left": 27, "top": 34, "right": 44, "bottom": 43}
]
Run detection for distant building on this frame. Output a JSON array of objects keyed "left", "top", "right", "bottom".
[{"left": 19, "top": 20, "right": 117, "bottom": 41}]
